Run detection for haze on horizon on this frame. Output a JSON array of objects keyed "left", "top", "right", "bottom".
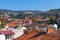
[{"left": 0, "top": 0, "right": 60, "bottom": 11}]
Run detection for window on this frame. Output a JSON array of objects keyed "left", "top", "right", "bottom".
[
  {"left": 10, "top": 35, "right": 12, "bottom": 38},
  {"left": 5, "top": 35, "right": 8, "bottom": 39},
  {"left": 5, "top": 35, "right": 12, "bottom": 39}
]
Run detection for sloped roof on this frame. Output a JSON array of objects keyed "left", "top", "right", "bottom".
[
  {"left": 29, "top": 31, "right": 60, "bottom": 40},
  {"left": 29, "top": 35, "right": 43, "bottom": 40},
  {"left": 13, "top": 29, "right": 47, "bottom": 40},
  {"left": 13, "top": 29, "right": 38, "bottom": 40},
  {"left": 40, "top": 33, "right": 60, "bottom": 40},
  {"left": 8, "top": 20, "right": 21, "bottom": 28},
  {"left": 13, "top": 25, "right": 60, "bottom": 40},
  {"left": 0, "top": 30, "right": 15, "bottom": 35}
]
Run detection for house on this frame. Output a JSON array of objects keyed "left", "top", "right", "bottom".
[
  {"left": 11, "top": 27, "right": 27, "bottom": 39},
  {"left": 40, "top": 32, "right": 60, "bottom": 40},
  {"left": 0, "top": 34, "right": 5, "bottom": 40},
  {"left": 0, "top": 30, "right": 15, "bottom": 40},
  {"left": 13, "top": 29, "right": 47, "bottom": 40},
  {"left": 30, "top": 31, "right": 60, "bottom": 40},
  {"left": 47, "top": 27, "right": 55, "bottom": 33},
  {"left": 24, "top": 19, "right": 32, "bottom": 25},
  {"left": 13, "top": 29, "right": 38, "bottom": 40},
  {"left": 36, "top": 20, "right": 47, "bottom": 32},
  {"left": 53, "top": 24, "right": 58, "bottom": 31},
  {"left": 47, "top": 24, "right": 58, "bottom": 33},
  {"left": 7, "top": 20, "right": 22, "bottom": 28},
  {"left": 4, "top": 20, "right": 27, "bottom": 39}
]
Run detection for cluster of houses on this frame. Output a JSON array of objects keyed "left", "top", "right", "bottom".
[{"left": 0, "top": 17, "right": 60, "bottom": 40}]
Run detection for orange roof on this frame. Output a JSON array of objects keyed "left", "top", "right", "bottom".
[
  {"left": 36, "top": 17, "right": 42, "bottom": 21},
  {"left": 47, "top": 28, "right": 55, "bottom": 33},
  {"left": 8, "top": 20, "right": 21, "bottom": 27},
  {"left": 29, "top": 32, "right": 60, "bottom": 40},
  {"left": 14, "top": 29, "right": 38, "bottom": 40},
  {"left": 40, "top": 33, "right": 60, "bottom": 40},
  {"left": 14, "top": 30, "right": 60, "bottom": 40},
  {"left": 8, "top": 23, "right": 16, "bottom": 27},
  {"left": 14, "top": 29, "right": 47, "bottom": 40},
  {"left": 29, "top": 35, "right": 43, "bottom": 40}
]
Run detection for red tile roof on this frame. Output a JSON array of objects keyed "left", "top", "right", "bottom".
[
  {"left": 8, "top": 20, "right": 21, "bottom": 27},
  {"left": 14, "top": 29, "right": 38, "bottom": 40},
  {"left": 29, "top": 31, "right": 60, "bottom": 40},
  {"left": 47, "top": 27, "right": 55, "bottom": 33},
  {"left": 0, "top": 30, "right": 15, "bottom": 35},
  {"left": 8, "top": 23, "right": 17, "bottom": 27},
  {"left": 14, "top": 30, "right": 60, "bottom": 40},
  {"left": 40, "top": 33, "right": 60, "bottom": 40},
  {"left": 29, "top": 36, "right": 42, "bottom": 40}
]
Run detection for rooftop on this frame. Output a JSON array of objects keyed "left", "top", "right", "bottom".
[{"left": 0, "top": 30, "right": 15, "bottom": 35}]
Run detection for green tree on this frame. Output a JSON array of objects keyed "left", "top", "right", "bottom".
[
  {"left": 0, "top": 22, "right": 6, "bottom": 28},
  {"left": 30, "top": 17, "right": 36, "bottom": 21},
  {"left": 50, "top": 16, "right": 57, "bottom": 24}
]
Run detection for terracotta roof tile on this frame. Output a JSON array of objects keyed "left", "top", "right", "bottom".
[
  {"left": 29, "top": 36, "right": 43, "bottom": 40},
  {"left": 40, "top": 33, "right": 60, "bottom": 40},
  {"left": 47, "top": 28, "right": 55, "bottom": 33},
  {"left": 14, "top": 29, "right": 38, "bottom": 40},
  {"left": 0, "top": 30, "right": 15, "bottom": 35},
  {"left": 14, "top": 30, "right": 60, "bottom": 40},
  {"left": 8, "top": 20, "right": 21, "bottom": 27},
  {"left": 29, "top": 32, "right": 60, "bottom": 40}
]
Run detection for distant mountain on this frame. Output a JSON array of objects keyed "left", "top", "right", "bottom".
[
  {"left": 0, "top": 8, "right": 60, "bottom": 19},
  {"left": 48, "top": 8, "right": 60, "bottom": 13}
]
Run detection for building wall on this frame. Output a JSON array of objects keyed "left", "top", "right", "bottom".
[{"left": 0, "top": 34, "right": 5, "bottom": 40}]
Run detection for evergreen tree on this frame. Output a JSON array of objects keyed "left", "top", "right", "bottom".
[{"left": 50, "top": 16, "right": 57, "bottom": 24}]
